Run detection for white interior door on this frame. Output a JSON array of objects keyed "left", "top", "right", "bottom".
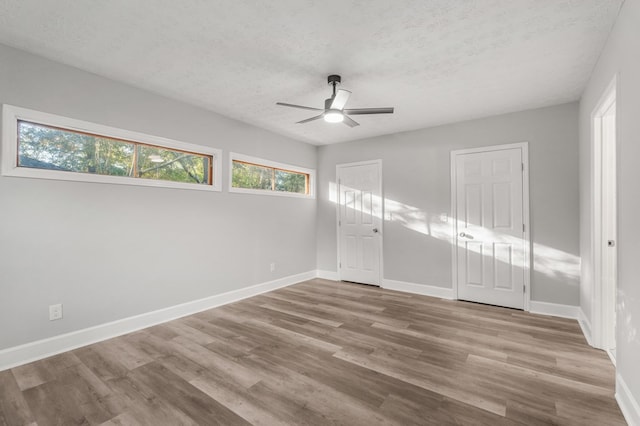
[
  {"left": 337, "top": 161, "right": 382, "bottom": 286},
  {"left": 453, "top": 146, "right": 527, "bottom": 309},
  {"left": 592, "top": 78, "right": 617, "bottom": 354},
  {"left": 601, "top": 102, "right": 617, "bottom": 355}
]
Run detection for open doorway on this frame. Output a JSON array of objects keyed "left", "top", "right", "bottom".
[{"left": 592, "top": 76, "right": 617, "bottom": 363}]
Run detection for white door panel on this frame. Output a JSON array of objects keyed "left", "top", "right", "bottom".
[
  {"left": 601, "top": 105, "right": 617, "bottom": 352},
  {"left": 338, "top": 162, "right": 382, "bottom": 285},
  {"left": 454, "top": 147, "right": 526, "bottom": 309}
]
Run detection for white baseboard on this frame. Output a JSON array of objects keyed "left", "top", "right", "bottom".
[
  {"left": 0, "top": 270, "right": 316, "bottom": 372},
  {"left": 382, "top": 279, "right": 455, "bottom": 300},
  {"left": 528, "top": 300, "right": 580, "bottom": 320},
  {"left": 617, "top": 373, "right": 640, "bottom": 426},
  {"left": 315, "top": 270, "right": 340, "bottom": 281},
  {"left": 578, "top": 307, "right": 593, "bottom": 346}
]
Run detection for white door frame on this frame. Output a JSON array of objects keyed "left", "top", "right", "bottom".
[
  {"left": 336, "top": 159, "right": 384, "bottom": 285},
  {"left": 450, "top": 142, "right": 531, "bottom": 310},
  {"left": 591, "top": 75, "right": 618, "bottom": 351}
]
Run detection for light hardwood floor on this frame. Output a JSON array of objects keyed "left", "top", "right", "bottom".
[{"left": 0, "top": 279, "right": 626, "bottom": 425}]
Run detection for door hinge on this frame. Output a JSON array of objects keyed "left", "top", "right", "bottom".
[
  {"left": 339, "top": 262, "right": 342, "bottom": 268},
  {"left": 523, "top": 285, "right": 526, "bottom": 294},
  {"left": 339, "top": 220, "right": 341, "bottom": 226},
  {"left": 521, "top": 163, "right": 524, "bottom": 171},
  {"left": 523, "top": 223, "right": 525, "bottom": 232}
]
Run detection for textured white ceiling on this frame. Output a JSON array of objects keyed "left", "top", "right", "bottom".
[{"left": 0, "top": 1, "right": 622, "bottom": 145}]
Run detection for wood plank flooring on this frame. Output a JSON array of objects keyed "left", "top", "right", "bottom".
[{"left": 0, "top": 279, "right": 626, "bottom": 425}]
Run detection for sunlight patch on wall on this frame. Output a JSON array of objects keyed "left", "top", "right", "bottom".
[{"left": 329, "top": 181, "right": 580, "bottom": 281}]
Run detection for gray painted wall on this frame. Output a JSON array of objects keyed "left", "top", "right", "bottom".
[
  {"left": 579, "top": 0, "right": 640, "bottom": 412},
  {"left": 0, "top": 44, "right": 317, "bottom": 350},
  {"left": 317, "top": 103, "right": 580, "bottom": 305}
]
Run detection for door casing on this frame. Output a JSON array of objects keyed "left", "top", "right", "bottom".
[
  {"left": 450, "top": 142, "right": 531, "bottom": 311},
  {"left": 336, "top": 160, "right": 383, "bottom": 286},
  {"left": 591, "top": 75, "right": 618, "bottom": 353}
]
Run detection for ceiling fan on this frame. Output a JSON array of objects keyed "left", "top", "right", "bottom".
[{"left": 276, "top": 75, "right": 394, "bottom": 127}]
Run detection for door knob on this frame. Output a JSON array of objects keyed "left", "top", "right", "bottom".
[
  {"left": 373, "top": 228, "right": 379, "bottom": 233},
  {"left": 459, "top": 232, "right": 466, "bottom": 237}
]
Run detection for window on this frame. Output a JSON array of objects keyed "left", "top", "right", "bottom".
[
  {"left": 229, "top": 153, "right": 315, "bottom": 198},
  {"left": 2, "top": 105, "right": 222, "bottom": 191}
]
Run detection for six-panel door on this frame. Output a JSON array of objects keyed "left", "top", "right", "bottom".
[
  {"left": 455, "top": 148, "right": 525, "bottom": 309},
  {"left": 338, "top": 162, "right": 382, "bottom": 286}
]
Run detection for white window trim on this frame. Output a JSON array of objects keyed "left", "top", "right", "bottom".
[
  {"left": 229, "top": 152, "right": 316, "bottom": 199},
  {"left": 2, "top": 104, "right": 222, "bottom": 192}
]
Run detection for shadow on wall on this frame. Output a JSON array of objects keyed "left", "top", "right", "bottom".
[{"left": 329, "top": 181, "right": 580, "bottom": 282}]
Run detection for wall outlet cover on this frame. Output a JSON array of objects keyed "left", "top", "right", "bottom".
[{"left": 49, "top": 304, "right": 63, "bottom": 321}]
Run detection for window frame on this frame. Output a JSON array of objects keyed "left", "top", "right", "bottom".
[
  {"left": 2, "top": 104, "right": 222, "bottom": 191},
  {"left": 229, "top": 152, "right": 315, "bottom": 198}
]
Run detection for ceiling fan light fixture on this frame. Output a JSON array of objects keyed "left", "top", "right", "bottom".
[
  {"left": 324, "top": 109, "right": 344, "bottom": 123},
  {"left": 277, "top": 75, "right": 394, "bottom": 127}
]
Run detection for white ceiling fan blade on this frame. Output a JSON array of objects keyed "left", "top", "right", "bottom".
[
  {"left": 344, "top": 107, "right": 394, "bottom": 115},
  {"left": 297, "top": 114, "right": 324, "bottom": 124},
  {"left": 276, "top": 102, "right": 322, "bottom": 111},
  {"left": 330, "top": 89, "right": 351, "bottom": 110},
  {"left": 342, "top": 115, "right": 360, "bottom": 127}
]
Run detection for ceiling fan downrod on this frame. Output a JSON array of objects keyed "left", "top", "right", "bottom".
[{"left": 327, "top": 74, "right": 341, "bottom": 98}]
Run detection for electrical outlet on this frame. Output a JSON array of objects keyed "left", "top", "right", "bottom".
[
  {"left": 49, "top": 304, "right": 63, "bottom": 321},
  {"left": 270, "top": 262, "right": 276, "bottom": 272}
]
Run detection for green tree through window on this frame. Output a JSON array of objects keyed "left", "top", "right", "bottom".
[
  {"left": 232, "top": 160, "right": 308, "bottom": 194},
  {"left": 18, "top": 121, "right": 212, "bottom": 185}
]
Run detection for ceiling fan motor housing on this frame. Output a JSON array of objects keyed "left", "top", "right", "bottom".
[{"left": 327, "top": 74, "right": 341, "bottom": 85}]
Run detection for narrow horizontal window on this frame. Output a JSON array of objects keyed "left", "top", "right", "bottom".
[
  {"left": 229, "top": 153, "right": 315, "bottom": 198},
  {"left": 18, "top": 120, "right": 212, "bottom": 185},
  {"left": 232, "top": 161, "right": 308, "bottom": 194},
  {"left": 2, "top": 105, "right": 222, "bottom": 191}
]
